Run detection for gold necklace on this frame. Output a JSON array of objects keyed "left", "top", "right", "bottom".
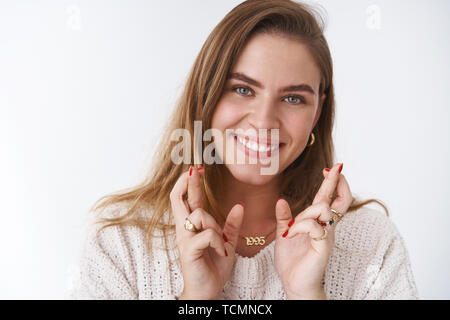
[{"left": 240, "top": 228, "right": 277, "bottom": 246}]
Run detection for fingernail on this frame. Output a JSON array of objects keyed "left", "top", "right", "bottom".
[
  {"left": 338, "top": 163, "right": 343, "bottom": 173},
  {"left": 237, "top": 201, "right": 245, "bottom": 208},
  {"left": 282, "top": 229, "right": 289, "bottom": 238},
  {"left": 189, "top": 166, "right": 193, "bottom": 176},
  {"left": 223, "top": 233, "right": 228, "bottom": 242},
  {"left": 225, "top": 249, "right": 228, "bottom": 257},
  {"left": 288, "top": 218, "right": 295, "bottom": 227},
  {"left": 197, "top": 166, "right": 204, "bottom": 171},
  {"left": 324, "top": 168, "right": 330, "bottom": 172}
]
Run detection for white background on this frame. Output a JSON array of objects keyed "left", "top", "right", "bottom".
[{"left": 0, "top": 0, "right": 449, "bottom": 299}]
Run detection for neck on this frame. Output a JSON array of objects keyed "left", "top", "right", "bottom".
[{"left": 219, "top": 168, "right": 281, "bottom": 236}]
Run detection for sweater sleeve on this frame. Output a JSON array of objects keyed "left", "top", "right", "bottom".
[
  {"left": 364, "top": 220, "right": 419, "bottom": 300},
  {"left": 71, "top": 206, "right": 140, "bottom": 300}
]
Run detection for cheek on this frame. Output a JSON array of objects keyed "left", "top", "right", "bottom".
[
  {"left": 211, "top": 100, "right": 243, "bottom": 130},
  {"left": 282, "top": 111, "right": 314, "bottom": 146}
]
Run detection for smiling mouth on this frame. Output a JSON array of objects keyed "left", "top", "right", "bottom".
[{"left": 231, "top": 132, "right": 285, "bottom": 153}]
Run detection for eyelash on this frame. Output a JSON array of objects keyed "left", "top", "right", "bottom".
[{"left": 231, "top": 85, "right": 306, "bottom": 105}]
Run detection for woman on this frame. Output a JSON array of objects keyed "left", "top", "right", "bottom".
[{"left": 73, "top": 0, "right": 418, "bottom": 299}]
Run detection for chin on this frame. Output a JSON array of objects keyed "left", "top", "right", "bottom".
[{"left": 225, "top": 163, "right": 280, "bottom": 186}]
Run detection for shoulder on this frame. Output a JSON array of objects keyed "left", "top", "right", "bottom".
[
  {"left": 85, "top": 200, "right": 175, "bottom": 255},
  {"left": 90, "top": 200, "right": 146, "bottom": 222},
  {"left": 81, "top": 200, "right": 170, "bottom": 263},
  {"left": 86, "top": 200, "right": 141, "bottom": 236},
  {"left": 334, "top": 205, "right": 400, "bottom": 255},
  {"left": 74, "top": 201, "right": 179, "bottom": 299},
  {"left": 327, "top": 206, "right": 418, "bottom": 299},
  {"left": 81, "top": 201, "right": 145, "bottom": 258},
  {"left": 337, "top": 205, "right": 398, "bottom": 238}
]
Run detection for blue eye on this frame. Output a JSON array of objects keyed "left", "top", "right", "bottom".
[
  {"left": 231, "top": 85, "right": 306, "bottom": 105},
  {"left": 284, "top": 96, "right": 305, "bottom": 105},
  {"left": 233, "top": 86, "right": 252, "bottom": 96}
]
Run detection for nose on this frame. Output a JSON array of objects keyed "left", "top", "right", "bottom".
[{"left": 247, "top": 97, "right": 280, "bottom": 132}]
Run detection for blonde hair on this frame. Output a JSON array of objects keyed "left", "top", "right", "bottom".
[{"left": 91, "top": 0, "right": 388, "bottom": 256}]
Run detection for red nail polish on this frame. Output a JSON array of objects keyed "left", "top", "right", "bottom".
[
  {"left": 223, "top": 233, "right": 228, "bottom": 242},
  {"left": 197, "top": 166, "right": 204, "bottom": 171},
  {"left": 324, "top": 168, "right": 330, "bottom": 172},
  {"left": 189, "top": 166, "right": 193, "bottom": 176},
  {"left": 288, "top": 218, "right": 295, "bottom": 227},
  {"left": 338, "top": 163, "right": 343, "bottom": 173},
  {"left": 282, "top": 229, "right": 289, "bottom": 238}
]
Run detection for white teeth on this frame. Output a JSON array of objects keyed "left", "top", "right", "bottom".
[{"left": 236, "top": 135, "right": 279, "bottom": 152}]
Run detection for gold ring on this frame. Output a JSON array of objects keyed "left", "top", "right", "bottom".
[
  {"left": 312, "top": 227, "right": 328, "bottom": 241},
  {"left": 184, "top": 217, "right": 198, "bottom": 233},
  {"left": 316, "top": 207, "right": 340, "bottom": 227},
  {"left": 330, "top": 208, "right": 344, "bottom": 222}
]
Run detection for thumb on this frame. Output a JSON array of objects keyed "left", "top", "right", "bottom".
[
  {"left": 275, "top": 198, "right": 293, "bottom": 238},
  {"left": 222, "top": 202, "right": 245, "bottom": 249}
]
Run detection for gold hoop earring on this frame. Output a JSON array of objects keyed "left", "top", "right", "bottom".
[{"left": 307, "top": 132, "right": 315, "bottom": 147}]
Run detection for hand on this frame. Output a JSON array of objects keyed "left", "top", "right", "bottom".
[
  {"left": 274, "top": 163, "right": 353, "bottom": 299},
  {"left": 170, "top": 166, "right": 244, "bottom": 300}
]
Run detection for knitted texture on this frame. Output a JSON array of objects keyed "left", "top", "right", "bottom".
[{"left": 71, "top": 201, "right": 419, "bottom": 300}]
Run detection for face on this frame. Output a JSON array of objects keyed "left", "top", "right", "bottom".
[{"left": 210, "top": 33, "right": 325, "bottom": 186}]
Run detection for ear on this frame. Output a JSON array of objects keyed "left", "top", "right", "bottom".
[{"left": 312, "top": 93, "right": 326, "bottom": 128}]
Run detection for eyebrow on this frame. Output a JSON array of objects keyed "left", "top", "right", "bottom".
[{"left": 227, "top": 72, "right": 316, "bottom": 95}]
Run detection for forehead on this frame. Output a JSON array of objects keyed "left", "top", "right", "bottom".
[{"left": 230, "top": 33, "right": 321, "bottom": 89}]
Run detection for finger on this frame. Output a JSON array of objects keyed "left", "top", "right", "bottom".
[
  {"left": 324, "top": 171, "right": 353, "bottom": 227},
  {"left": 312, "top": 163, "right": 343, "bottom": 205},
  {"left": 294, "top": 202, "right": 335, "bottom": 225},
  {"left": 187, "top": 166, "right": 204, "bottom": 212},
  {"left": 222, "top": 203, "right": 244, "bottom": 248},
  {"left": 185, "top": 208, "right": 224, "bottom": 239},
  {"left": 186, "top": 228, "right": 227, "bottom": 260},
  {"left": 283, "top": 218, "right": 326, "bottom": 242},
  {"left": 322, "top": 170, "right": 352, "bottom": 212},
  {"left": 169, "top": 170, "right": 191, "bottom": 228},
  {"left": 275, "top": 198, "right": 293, "bottom": 238}
]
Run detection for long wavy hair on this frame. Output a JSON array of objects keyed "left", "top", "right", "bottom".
[{"left": 91, "top": 0, "right": 388, "bottom": 255}]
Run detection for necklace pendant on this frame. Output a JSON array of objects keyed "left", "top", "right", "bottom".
[{"left": 244, "top": 236, "right": 266, "bottom": 246}]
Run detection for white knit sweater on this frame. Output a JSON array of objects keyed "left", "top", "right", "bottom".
[{"left": 71, "top": 201, "right": 419, "bottom": 300}]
